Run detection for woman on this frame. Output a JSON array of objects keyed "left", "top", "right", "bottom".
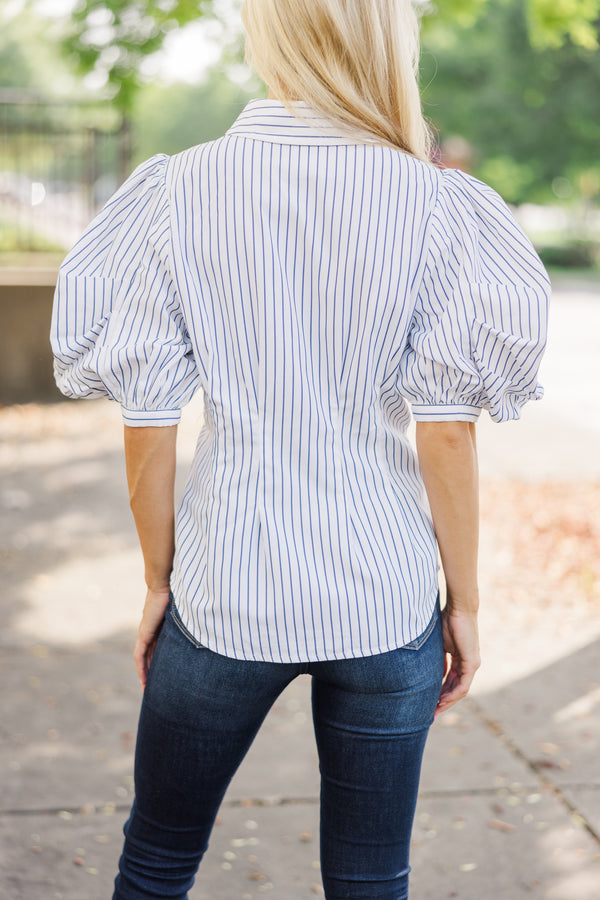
[{"left": 50, "top": 0, "right": 550, "bottom": 897}]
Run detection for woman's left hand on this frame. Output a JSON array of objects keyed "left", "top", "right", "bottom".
[{"left": 134, "top": 586, "right": 171, "bottom": 688}]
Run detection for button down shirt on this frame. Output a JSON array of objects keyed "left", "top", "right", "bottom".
[{"left": 51, "top": 98, "right": 550, "bottom": 662}]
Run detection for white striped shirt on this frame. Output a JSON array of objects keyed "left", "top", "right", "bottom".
[{"left": 51, "top": 98, "right": 550, "bottom": 662}]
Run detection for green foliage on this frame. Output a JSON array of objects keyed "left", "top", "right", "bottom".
[
  {"left": 421, "top": 0, "right": 600, "bottom": 203},
  {"left": 0, "top": 7, "right": 75, "bottom": 95},
  {"left": 0, "top": 218, "right": 65, "bottom": 253},
  {"left": 57, "top": 0, "right": 600, "bottom": 118},
  {"left": 0, "top": 28, "right": 34, "bottom": 90},
  {"left": 428, "top": 0, "right": 600, "bottom": 48},
  {"left": 61, "top": 0, "right": 216, "bottom": 113},
  {"left": 527, "top": 0, "right": 600, "bottom": 50},
  {"left": 476, "top": 157, "right": 536, "bottom": 204},
  {"left": 132, "top": 67, "right": 256, "bottom": 162},
  {"left": 425, "top": 0, "right": 489, "bottom": 29},
  {"left": 537, "top": 240, "right": 599, "bottom": 269}
]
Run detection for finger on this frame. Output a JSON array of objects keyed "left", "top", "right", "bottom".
[
  {"left": 443, "top": 651, "right": 451, "bottom": 681},
  {"left": 133, "top": 639, "right": 150, "bottom": 688},
  {"left": 435, "top": 671, "right": 475, "bottom": 718},
  {"left": 133, "top": 653, "right": 146, "bottom": 689}
]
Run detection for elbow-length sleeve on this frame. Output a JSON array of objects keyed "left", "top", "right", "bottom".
[
  {"left": 398, "top": 167, "right": 550, "bottom": 423},
  {"left": 50, "top": 154, "right": 200, "bottom": 426}
]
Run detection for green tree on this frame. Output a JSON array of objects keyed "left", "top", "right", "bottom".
[
  {"left": 421, "top": 0, "right": 600, "bottom": 203},
  {"left": 427, "top": 0, "right": 600, "bottom": 48},
  {"left": 0, "top": 28, "right": 33, "bottom": 90},
  {"left": 60, "top": 0, "right": 216, "bottom": 114},
  {"left": 30, "top": 0, "right": 599, "bottom": 200},
  {"left": 0, "top": 7, "right": 75, "bottom": 95},
  {"left": 58, "top": 0, "right": 599, "bottom": 119},
  {"left": 526, "top": 0, "right": 600, "bottom": 50},
  {"left": 131, "top": 68, "right": 255, "bottom": 162}
]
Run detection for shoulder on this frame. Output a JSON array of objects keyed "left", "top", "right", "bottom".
[
  {"left": 115, "top": 153, "right": 171, "bottom": 200},
  {"left": 169, "top": 135, "right": 234, "bottom": 171},
  {"left": 433, "top": 166, "right": 518, "bottom": 230},
  {"left": 58, "top": 153, "right": 174, "bottom": 280},
  {"left": 420, "top": 167, "right": 550, "bottom": 291},
  {"left": 423, "top": 165, "right": 531, "bottom": 250},
  {"left": 90, "top": 153, "right": 172, "bottom": 227},
  {"left": 163, "top": 136, "right": 242, "bottom": 201},
  {"left": 365, "top": 155, "right": 506, "bottom": 229}
]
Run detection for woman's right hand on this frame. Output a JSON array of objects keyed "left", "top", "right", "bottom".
[
  {"left": 435, "top": 605, "right": 481, "bottom": 719},
  {"left": 134, "top": 586, "right": 171, "bottom": 689}
]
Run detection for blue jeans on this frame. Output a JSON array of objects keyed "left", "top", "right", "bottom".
[{"left": 113, "top": 595, "right": 444, "bottom": 900}]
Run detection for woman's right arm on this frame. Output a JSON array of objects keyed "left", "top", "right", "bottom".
[{"left": 415, "top": 420, "right": 481, "bottom": 718}]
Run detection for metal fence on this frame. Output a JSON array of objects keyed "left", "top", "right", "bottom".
[{"left": 0, "top": 90, "right": 129, "bottom": 255}]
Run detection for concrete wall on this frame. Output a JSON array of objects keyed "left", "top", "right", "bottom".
[{"left": 0, "top": 269, "right": 63, "bottom": 404}]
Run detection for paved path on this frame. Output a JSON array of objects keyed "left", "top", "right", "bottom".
[
  {"left": 475, "top": 273, "right": 600, "bottom": 482},
  {"left": 0, "top": 276, "right": 598, "bottom": 898}
]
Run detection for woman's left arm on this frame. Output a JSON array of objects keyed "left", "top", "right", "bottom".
[{"left": 124, "top": 424, "right": 178, "bottom": 687}]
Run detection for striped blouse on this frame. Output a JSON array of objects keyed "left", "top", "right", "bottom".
[{"left": 51, "top": 98, "right": 550, "bottom": 662}]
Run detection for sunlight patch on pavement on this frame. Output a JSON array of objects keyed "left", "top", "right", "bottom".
[
  {"left": 15, "top": 551, "right": 143, "bottom": 644},
  {"left": 554, "top": 686, "right": 600, "bottom": 724}
]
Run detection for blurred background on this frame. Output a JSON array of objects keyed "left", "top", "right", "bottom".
[
  {"left": 1, "top": 2, "right": 599, "bottom": 898},
  {"left": 1, "top": 0, "right": 600, "bottom": 400},
  {"left": 2, "top": 0, "right": 600, "bottom": 270}
]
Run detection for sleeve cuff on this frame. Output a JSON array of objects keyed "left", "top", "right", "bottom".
[
  {"left": 410, "top": 403, "right": 482, "bottom": 423},
  {"left": 121, "top": 407, "right": 182, "bottom": 427}
]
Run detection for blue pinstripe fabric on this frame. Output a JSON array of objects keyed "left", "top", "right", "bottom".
[{"left": 51, "top": 99, "right": 550, "bottom": 662}]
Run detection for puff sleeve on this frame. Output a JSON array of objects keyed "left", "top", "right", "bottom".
[
  {"left": 50, "top": 154, "right": 200, "bottom": 426},
  {"left": 398, "top": 168, "right": 550, "bottom": 422}
]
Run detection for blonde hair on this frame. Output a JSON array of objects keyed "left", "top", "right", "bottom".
[{"left": 240, "top": 0, "right": 432, "bottom": 161}]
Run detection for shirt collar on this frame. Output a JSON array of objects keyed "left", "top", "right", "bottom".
[{"left": 225, "top": 98, "right": 380, "bottom": 146}]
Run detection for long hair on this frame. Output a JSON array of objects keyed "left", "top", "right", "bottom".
[{"left": 240, "top": 0, "right": 432, "bottom": 161}]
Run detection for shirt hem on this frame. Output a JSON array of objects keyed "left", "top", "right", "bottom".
[
  {"left": 411, "top": 403, "right": 482, "bottom": 423},
  {"left": 169, "top": 589, "right": 440, "bottom": 664},
  {"left": 121, "top": 407, "right": 182, "bottom": 426}
]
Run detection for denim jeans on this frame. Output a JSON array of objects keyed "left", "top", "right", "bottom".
[{"left": 113, "top": 595, "right": 444, "bottom": 900}]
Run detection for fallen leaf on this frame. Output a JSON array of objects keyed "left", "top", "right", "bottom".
[
  {"left": 121, "top": 731, "right": 134, "bottom": 751},
  {"left": 488, "top": 818, "right": 516, "bottom": 833}
]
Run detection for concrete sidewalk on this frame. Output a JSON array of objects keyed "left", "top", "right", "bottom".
[{"left": 1, "top": 276, "right": 599, "bottom": 898}]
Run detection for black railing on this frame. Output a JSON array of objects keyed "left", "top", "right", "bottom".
[{"left": 0, "top": 90, "right": 128, "bottom": 254}]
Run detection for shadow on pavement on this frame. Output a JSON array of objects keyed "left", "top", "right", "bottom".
[{"left": 1, "top": 399, "right": 599, "bottom": 898}]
